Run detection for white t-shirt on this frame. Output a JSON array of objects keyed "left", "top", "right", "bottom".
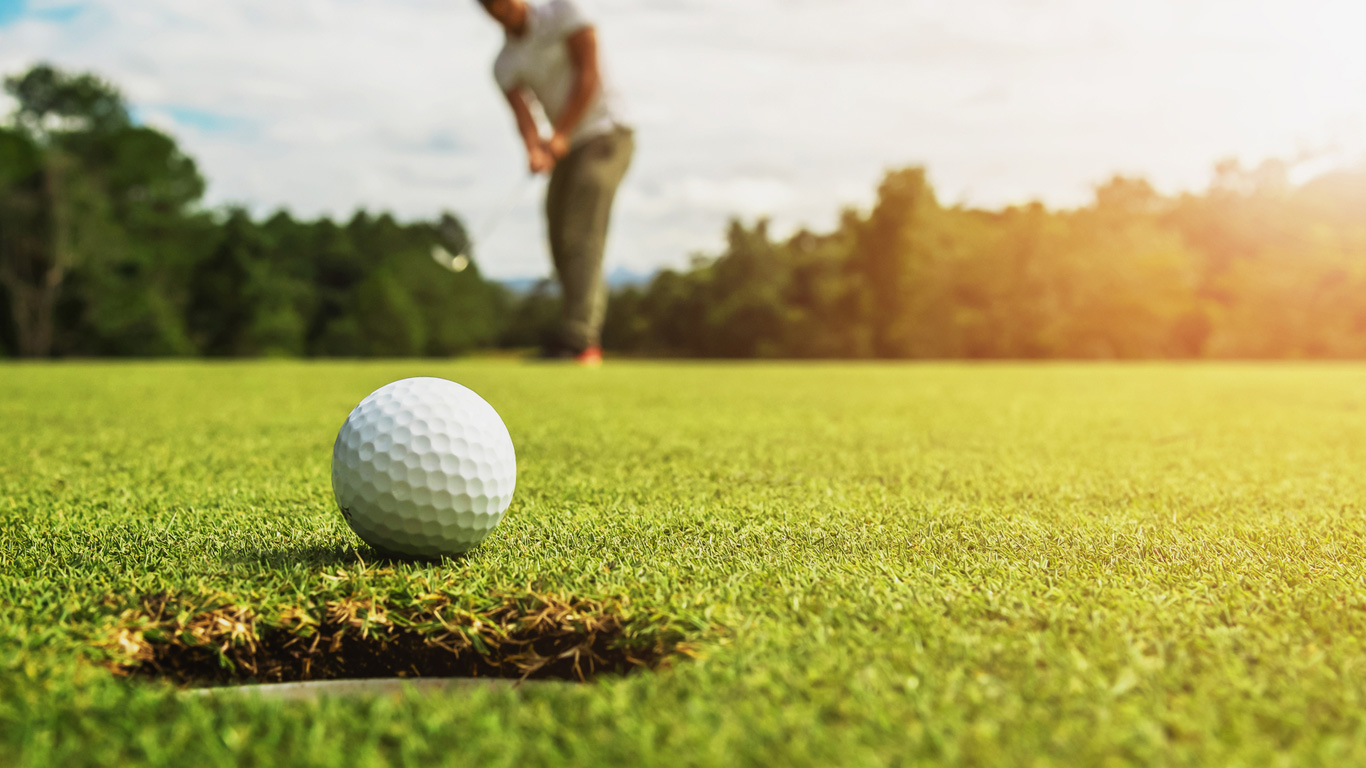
[{"left": 493, "top": 0, "right": 626, "bottom": 145}]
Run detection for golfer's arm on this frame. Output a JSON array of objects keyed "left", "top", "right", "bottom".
[
  {"left": 504, "top": 88, "right": 543, "bottom": 152},
  {"left": 553, "top": 27, "right": 601, "bottom": 140}
]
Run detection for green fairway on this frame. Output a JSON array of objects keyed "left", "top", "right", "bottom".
[{"left": 4, "top": 362, "right": 1366, "bottom": 766}]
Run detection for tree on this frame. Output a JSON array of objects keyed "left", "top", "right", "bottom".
[
  {"left": 0, "top": 125, "right": 56, "bottom": 356},
  {"left": 597, "top": 161, "right": 1366, "bottom": 360},
  {"left": 0, "top": 64, "right": 206, "bottom": 357},
  {"left": 850, "top": 168, "right": 939, "bottom": 357}
]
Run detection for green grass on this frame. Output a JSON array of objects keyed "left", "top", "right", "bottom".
[{"left": 4, "top": 361, "right": 1366, "bottom": 767}]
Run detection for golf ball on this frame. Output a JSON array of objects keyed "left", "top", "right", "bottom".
[{"left": 331, "top": 377, "right": 516, "bottom": 558}]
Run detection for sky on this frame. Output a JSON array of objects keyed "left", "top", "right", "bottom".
[{"left": 1, "top": 0, "right": 1364, "bottom": 279}]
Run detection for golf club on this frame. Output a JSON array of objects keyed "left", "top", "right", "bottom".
[{"left": 432, "top": 176, "right": 536, "bottom": 274}]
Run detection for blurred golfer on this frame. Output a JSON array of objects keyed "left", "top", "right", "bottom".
[{"left": 476, "top": 0, "right": 633, "bottom": 366}]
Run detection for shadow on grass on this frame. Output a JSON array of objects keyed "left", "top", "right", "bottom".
[{"left": 227, "top": 541, "right": 472, "bottom": 570}]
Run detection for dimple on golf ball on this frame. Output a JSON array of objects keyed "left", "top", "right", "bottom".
[{"left": 331, "top": 377, "right": 517, "bottom": 558}]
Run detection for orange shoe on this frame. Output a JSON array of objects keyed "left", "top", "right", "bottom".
[{"left": 575, "top": 346, "right": 603, "bottom": 367}]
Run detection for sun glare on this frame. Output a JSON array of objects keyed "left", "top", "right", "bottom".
[{"left": 1278, "top": 4, "right": 1366, "bottom": 119}]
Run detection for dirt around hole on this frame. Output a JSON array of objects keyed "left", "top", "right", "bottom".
[{"left": 105, "top": 592, "right": 691, "bottom": 687}]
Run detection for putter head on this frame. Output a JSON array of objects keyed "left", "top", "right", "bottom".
[{"left": 431, "top": 244, "right": 470, "bottom": 273}]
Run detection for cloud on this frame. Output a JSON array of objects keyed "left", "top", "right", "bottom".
[{"left": 1, "top": 0, "right": 1364, "bottom": 277}]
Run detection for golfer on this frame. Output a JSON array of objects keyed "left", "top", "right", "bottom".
[{"left": 476, "top": 0, "right": 633, "bottom": 366}]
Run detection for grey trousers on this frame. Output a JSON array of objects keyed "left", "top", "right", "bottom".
[{"left": 546, "top": 126, "right": 634, "bottom": 351}]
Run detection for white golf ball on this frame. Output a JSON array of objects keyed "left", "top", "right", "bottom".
[{"left": 331, "top": 377, "right": 517, "bottom": 558}]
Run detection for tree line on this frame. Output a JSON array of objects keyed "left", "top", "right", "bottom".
[
  {"left": 602, "top": 163, "right": 1366, "bottom": 359},
  {"left": 0, "top": 64, "right": 504, "bottom": 358},
  {"left": 3, "top": 64, "right": 1365, "bottom": 360}
]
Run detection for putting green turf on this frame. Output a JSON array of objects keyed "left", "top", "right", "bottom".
[{"left": 4, "top": 361, "right": 1366, "bottom": 766}]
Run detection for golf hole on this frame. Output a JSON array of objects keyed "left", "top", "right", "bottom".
[{"left": 107, "top": 592, "right": 689, "bottom": 691}]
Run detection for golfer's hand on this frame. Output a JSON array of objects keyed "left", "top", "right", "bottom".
[
  {"left": 547, "top": 131, "right": 571, "bottom": 162},
  {"left": 528, "top": 143, "right": 555, "bottom": 175}
]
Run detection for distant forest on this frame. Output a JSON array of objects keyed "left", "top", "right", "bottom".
[{"left": 3, "top": 64, "right": 1365, "bottom": 360}]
